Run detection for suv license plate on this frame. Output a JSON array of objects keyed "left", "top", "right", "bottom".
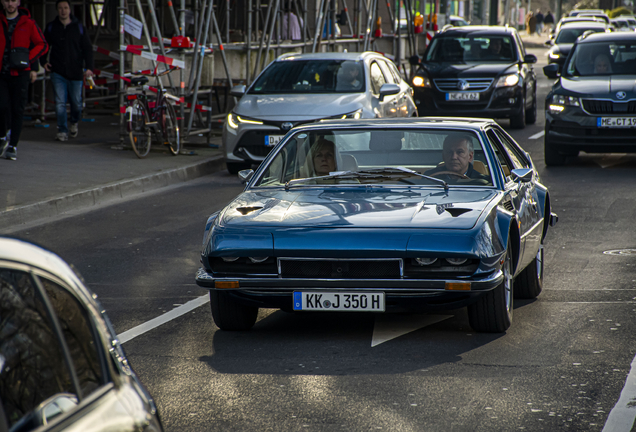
[
  {"left": 446, "top": 92, "right": 479, "bottom": 101},
  {"left": 293, "top": 292, "right": 385, "bottom": 312},
  {"left": 598, "top": 117, "right": 636, "bottom": 128},
  {"left": 265, "top": 135, "right": 284, "bottom": 146}
]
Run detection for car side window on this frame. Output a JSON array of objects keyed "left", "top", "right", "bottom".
[
  {"left": 370, "top": 62, "right": 387, "bottom": 94},
  {"left": 493, "top": 129, "right": 530, "bottom": 169},
  {"left": 486, "top": 129, "right": 514, "bottom": 180},
  {"left": 378, "top": 60, "right": 397, "bottom": 84},
  {"left": 388, "top": 61, "right": 403, "bottom": 84},
  {"left": 40, "top": 277, "right": 105, "bottom": 398},
  {"left": 0, "top": 269, "right": 76, "bottom": 429}
]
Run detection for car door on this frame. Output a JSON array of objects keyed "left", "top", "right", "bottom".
[
  {"left": 369, "top": 60, "right": 396, "bottom": 117},
  {"left": 378, "top": 59, "right": 409, "bottom": 117},
  {"left": 486, "top": 128, "right": 542, "bottom": 272}
]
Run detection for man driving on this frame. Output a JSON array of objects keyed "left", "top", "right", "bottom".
[{"left": 425, "top": 134, "right": 489, "bottom": 180}]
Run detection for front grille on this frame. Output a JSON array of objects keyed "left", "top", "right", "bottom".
[
  {"left": 279, "top": 259, "right": 402, "bottom": 279},
  {"left": 434, "top": 78, "right": 494, "bottom": 92},
  {"left": 582, "top": 99, "right": 636, "bottom": 114}
]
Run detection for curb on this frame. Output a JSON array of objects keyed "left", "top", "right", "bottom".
[{"left": 1, "top": 155, "right": 226, "bottom": 230}]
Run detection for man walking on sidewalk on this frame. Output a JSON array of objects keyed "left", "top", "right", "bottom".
[
  {"left": 544, "top": 10, "right": 554, "bottom": 34},
  {"left": 42, "top": 0, "right": 93, "bottom": 142},
  {"left": 535, "top": 9, "right": 544, "bottom": 35},
  {"left": 0, "top": 0, "right": 48, "bottom": 161}
]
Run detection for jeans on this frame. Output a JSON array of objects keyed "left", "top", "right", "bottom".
[
  {"left": 51, "top": 72, "right": 83, "bottom": 134},
  {"left": 0, "top": 72, "right": 29, "bottom": 147}
]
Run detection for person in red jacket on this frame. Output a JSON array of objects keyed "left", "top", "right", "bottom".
[{"left": 0, "top": 0, "right": 48, "bottom": 161}]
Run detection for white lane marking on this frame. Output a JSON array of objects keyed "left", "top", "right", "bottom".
[
  {"left": 118, "top": 295, "right": 209, "bottom": 344},
  {"left": 602, "top": 353, "right": 636, "bottom": 432},
  {"left": 529, "top": 131, "right": 545, "bottom": 140},
  {"left": 372, "top": 314, "right": 452, "bottom": 347}
]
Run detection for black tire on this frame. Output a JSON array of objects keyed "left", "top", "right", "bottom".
[
  {"left": 209, "top": 290, "right": 258, "bottom": 331},
  {"left": 525, "top": 92, "right": 537, "bottom": 125},
  {"left": 544, "top": 130, "right": 566, "bottom": 166},
  {"left": 129, "top": 100, "right": 151, "bottom": 158},
  {"left": 227, "top": 162, "right": 252, "bottom": 175},
  {"left": 468, "top": 241, "right": 514, "bottom": 333},
  {"left": 515, "top": 242, "right": 543, "bottom": 299},
  {"left": 163, "top": 100, "right": 180, "bottom": 155},
  {"left": 510, "top": 98, "right": 526, "bottom": 129}
]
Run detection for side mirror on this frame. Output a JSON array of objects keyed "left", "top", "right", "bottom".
[
  {"left": 510, "top": 168, "right": 533, "bottom": 183},
  {"left": 238, "top": 169, "right": 254, "bottom": 184},
  {"left": 378, "top": 83, "right": 400, "bottom": 101},
  {"left": 544, "top": 39, "right": 554, "bottom": 46},
  {"left": 543, "top": 63, "right": 560, "bottom": 79},
  {"left": 230, "top": 85, "right": 246, "bottom": 98},
  {"left": 524, "top": 54, "right": 538, "bottom": 64}
]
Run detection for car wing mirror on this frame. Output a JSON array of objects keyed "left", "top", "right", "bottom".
[
  {"left": 544, "top": 39, "right": 553, "bottom": 46},
  {"left": 524, "top": 54, "right": 538, "bottom": 64},
  {"left": 230, "top": 84, "right": 247, "bottom": 98},
  {"left": 379, "top": 83, "right": 400, "bottom": 101},
  {"left": 238, "top": 169, "right": 254, "bottom": 184},
  {"left": 543, "top": 63, "right": 560, "bottom": 79},
  {"left": 510, "top": 168, "right": 533, "bottom": 183}
]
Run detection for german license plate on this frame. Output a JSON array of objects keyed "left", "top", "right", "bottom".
[
  {"left": 265, "top": 135, "right": 284, "bottom": 146},
  {"left": 597, "top": 117, "right": 636, "bottom": 128},
  {"left": 293, "top": 291, "right": 385, "bottom": 312},
  {"left": 446, "top": 92, "right": 479, "bottom": 101}
]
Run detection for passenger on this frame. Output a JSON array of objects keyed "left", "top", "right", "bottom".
[
  {"left": 425, "top": 134, "right": 489, "bottom": 180},
  {"left": 304, "top": 138, "right": 343, "bottom": 177},
  {"left": 337, "top": 62, "right": 362, "bottom": 91},
  {"left": 594, "top": 54, "right": 612, "bottom": 74}
]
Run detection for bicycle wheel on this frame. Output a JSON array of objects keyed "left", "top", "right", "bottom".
[
  {"left": 162, "top": 100, "right": 180, "bottom": 155},
  {"left": 128, "top": 100, "right": 152, "bottom": 158}
]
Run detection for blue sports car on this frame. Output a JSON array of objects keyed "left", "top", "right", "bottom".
[{"left": 196, "top": 118, "right": 558, "bottom": 333}]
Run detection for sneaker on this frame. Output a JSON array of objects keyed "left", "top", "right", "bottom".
[
  {"left": 69, "top": 123, "right": 78, "bottom": 138},
  {"left": 56, "top": 132, "right": 68, "bottom": 142},
  {"left": 0, "top": 138, "right": 8, "bottom": 158},
  {"left": 4, "top": 146, "right": 16, "bottom": 161}
]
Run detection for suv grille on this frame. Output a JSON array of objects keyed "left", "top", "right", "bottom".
[
  {"left": 434, "top": 78, "right": 494, "bottom": 92},
  {"left": 582, "top": 99, "right": 636, "bottom": 114},
  {"left": 279, "top": 259, "right": 402, "bottom": 279}
]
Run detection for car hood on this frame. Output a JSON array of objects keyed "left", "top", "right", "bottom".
[
  {"left": 220, "top": 188, "right": 498, "bottom": 230},
  {"left": 559, "top": 76, "right": 636, "bottom": 95},
  {"left": 235, "top": 93, "right": 367, "bottom": 120},
  {"left": 420, "top": 62, "right": 517, "bottom": 78}
]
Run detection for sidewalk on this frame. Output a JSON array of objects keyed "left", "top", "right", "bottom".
[
  {"left": 0, "top": 114, "right": 225, "bottom": 231},
  {"left": 519, "top": 29, "right": 551, "bottom": 49}
]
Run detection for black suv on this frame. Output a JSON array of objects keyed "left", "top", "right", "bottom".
[
  {"left": 412, "top": 26, "right": 538, "bottom": 129},
  {"left": 543, "top": 32, "right": 636, "bottom": 165}
]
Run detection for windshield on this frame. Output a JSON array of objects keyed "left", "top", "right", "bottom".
[
  {"left": 249, "top": 60, "right": 365, "bottom": 94},
  {"left": 555, "top": 27, "right": 604, "bottom": 43},
  {"left": 564, "top": 41, "right": 636, "bottom": 76},
  {"left": 425, "top": 36, "right": 517, "bottom": 62},
  {"left": 253, "top": 129, "right": 494, "bottom": 187}
]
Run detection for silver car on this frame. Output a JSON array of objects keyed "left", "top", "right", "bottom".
[{"left": 222, "top": 51, "right": 418, "bottom": 174}]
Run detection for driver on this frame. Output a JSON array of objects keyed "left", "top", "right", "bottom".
[{"left": 425, "top": 134, "right": 489, "bottom": 180}]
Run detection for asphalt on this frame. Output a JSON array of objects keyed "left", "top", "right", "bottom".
[{"left": 0, "top": 31, "right": 546, "bottom": 231}]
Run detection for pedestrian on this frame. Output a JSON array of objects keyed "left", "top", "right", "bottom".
[
  {"left": 528, "top": 13, "right": 537, "bottom": 35},
  {"left": 280, "top": 1, "right": 303, "bottom": 41},
  {"left": 535, "top": 9, "right": 544, "bottom": 35},
  {"left": 526, "top": 11, "right": 534, "bottom": 34},
  {"left": 0, "top": 0, "right": 48, "bottom": 161},
  {"left": 42, "top": 0, "right": 94, "bottom": 142},
  {"left": 544, "top": 10, "right": 554, "bottom": 34}
]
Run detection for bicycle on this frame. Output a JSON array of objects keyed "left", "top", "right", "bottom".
[{"left": 126, "top": 67, "right": 180, "bottom": 158}]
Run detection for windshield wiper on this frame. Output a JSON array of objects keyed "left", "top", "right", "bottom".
[{"left": 284, "top": 167, "right": 448, "bottom": 190}]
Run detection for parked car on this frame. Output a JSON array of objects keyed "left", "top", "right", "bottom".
[
  {"left": 222, "top": 52, "right": 417, "bottom": 174},
  {"left": 197, "top": 118, "right": 558, "bottom": 333},
  {"left": 0, "top": 237, "right": 163, "bottom": 432},
  {"left": 411, "top": 26, "right": 538, "bottom": 129},
  {"left": 546, "top": 22, "right": 610, "bottom": 69},
  {"left": 543, "top": 31, "right": 636, "bottom": 165}
]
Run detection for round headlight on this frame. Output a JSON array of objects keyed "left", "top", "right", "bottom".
[
  {"left": 248, "top": 257, "right": 268, "bottom": 263},
  {"left": 222, "top": 257, "right": 239, "bottom": 262},
  {"left": 415, "top": 257, "right": 437, "bottom": 266},
  {"left": 446, "top": 258, "right": 468, "bottom": 265}
]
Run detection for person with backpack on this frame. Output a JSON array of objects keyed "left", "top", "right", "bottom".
[
  {"left": 42, "top": 0, "right": 93, "bottom": 142},
  {"left": 0, "top": 0, "right": 48, "bottom": 161}
]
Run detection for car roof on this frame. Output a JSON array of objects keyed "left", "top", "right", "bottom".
[
  {"left": 559, "top": 21, "right": 608, "bottom": 29},
  {"left": 296, "top": 117, "right": 497, "bottom": 131},
  {"left": 276, "top": 51, "right": 384, "bottom": 62},
  {"left": 577, "top": 31, "right": 636, "bottom": 43},
  {"left": 437, "top": 25, "right": 516, "bottom": 36}
]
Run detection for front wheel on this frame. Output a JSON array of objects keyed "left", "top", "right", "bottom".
[
  {"left": 515, "top": 242, "right": 543, "bottom": 299},
  {"left": 544, "top": 131, "right": 566, "bottom": 166},
  {"left": 209, "top": 290, "right": 258, "bottom": 331},
  {"left": 468, "top": 240, "right": 514, "bottom": 333},
  {"left": 525, "top": 91, "right": 537, "bottom": 125},
  {"left": 128, "top": 100, "right": 151, "bottom": 158},
  {"left": 163, "top": 100, "right": 180, "bottom": 155}
]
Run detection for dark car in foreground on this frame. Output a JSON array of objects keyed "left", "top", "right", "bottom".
[
  {"left": 197, "top": 118, "right": 558, "bottom": 333},
  {"left": 546, "top": 22, "right": 610, "bottom": 68},
  {"left": 543, "top": 31, "right": 636, "bottom": 165},
  {"left": 412, "top": 26, "right": 538, "bottom": 129},
  {"left": 0, "top": 238, "right": 163, "bottom": 432}
]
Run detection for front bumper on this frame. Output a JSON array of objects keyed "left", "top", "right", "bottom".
[
  {"left": 414, "top": 86, "right": 523, "bottom": 119},
  {"left": 195, "top": 267, "right": 504, "bottom": 312}
]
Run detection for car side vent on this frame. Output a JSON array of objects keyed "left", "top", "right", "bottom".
[
  {"left": 502, "top": 201, "right": 514, "bottom": 212},
  {"left": 236, "top": 206, "right": 263, "bottom": 215},
  {"left": 445, "top": 208, "right": 471, "bottom": 217}
]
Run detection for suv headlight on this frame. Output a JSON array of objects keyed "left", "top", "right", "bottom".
[
  {"left": 549, "top": 95, "right": 580, "bottom": 113},
  {"left": 227, "top": 113, "right": 264, "bottom": 129},
  {"left": 495, "top": 74, "right": 520, "bottom": 87},
  {"left": 339, "top": 108, "right": 363, "bottom": 119},
  {"left": 548, "top": 49, "right": 561, "bottom": 59},
  {"left": 412, "top": 76, "right": 431, "bottom": 87}
]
